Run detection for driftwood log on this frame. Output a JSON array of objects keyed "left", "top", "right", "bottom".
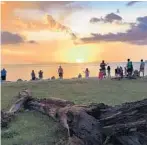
[{"left": 1, "top": 89, "right": 147, "bottom": 145}]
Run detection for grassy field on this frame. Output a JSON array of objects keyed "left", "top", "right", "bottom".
[{"left": 1, "top": 78, "right": 147, "bottom": 145}]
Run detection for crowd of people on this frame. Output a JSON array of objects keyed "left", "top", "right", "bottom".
[{"left": 1, "top": 59, "right": 146, "bottom": 81}]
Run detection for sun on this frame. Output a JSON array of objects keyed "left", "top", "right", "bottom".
[{"left": 76, "top": 58, "right": 84, "bottom": 63}]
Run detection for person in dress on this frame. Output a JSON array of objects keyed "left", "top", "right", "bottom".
[
  {"left": 98, "top": 69, "right": 103, "bottom": 80},
  {"left": 85, "top": 68, "right": 90, "bottom": 78}
]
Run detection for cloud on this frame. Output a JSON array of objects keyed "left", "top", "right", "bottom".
[
  {"left": 90, "top": 13, "right": 122, "bottom": 24},
  {"left": 12, "top": 14, "right": 77, "bottom": 40},
  {"left": 89, "top": 17, "right": 101, "bottom": 23},
  {"left": 81, "top": 16, "right": 147, "bottom": 45},
  {"left": 1, "top": 31, "right": 24, "bottom": 45},
  {"left": 38, "top": 1, "right": 74, "bottom": 11},
  {"left": 28, "top": 40, "right": 38, "bottom": 44},
  {"left": 126, "top": 1, "right": 139, "bottom": 6},
  {"left": 104, "top": 13, "right": 122, "bottom": 23},
  {"left": 1, "top": 31, "right": 39, "bottom": 45}
]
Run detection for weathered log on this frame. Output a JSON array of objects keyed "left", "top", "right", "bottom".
[{"left": 1, "top": 89, "right": 147, "bottom": 145}]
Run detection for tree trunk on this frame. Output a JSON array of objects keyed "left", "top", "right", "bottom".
[{"left": 1, "top": 89, "right": 147, "bottom": 145}]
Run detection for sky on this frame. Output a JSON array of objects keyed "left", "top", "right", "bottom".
[{"left": 1, "top": 1, "right": 147, "bottom": 64}]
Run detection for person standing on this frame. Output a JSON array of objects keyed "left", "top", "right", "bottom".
[
  {"left": 58, "top": 66, "right": 64, "bottom": 79},
  {"left": 1, "top": 68, "right": 7, "bottom": 81},
  {"left": 107, "top": 66, "right": 111, "bottom": 78},
  {"left": 124, "top": 67, "right": 127, "bottom": 77},
  {"left": 115, "top": 68, "right": 118, "bottom": 77},
  {"left": 38, "top": 70, "right": 43, "bottom": 79},
  {"left": 100, "top": 60, "right": 107, "bottom": 78},
  {"left": 140, "top": 59, "right": 145, "bottom": 77},
  {"left": 31, "top": 70, "right": 36, "bottom": 80},
  {"left": 85, "top": 68, "right": 90, "bottom": 78},
  {"left": 120, "top": 66, "right": 123, "bottom": 79},
  {"left": 127, "top": 59, "right": 133, "bottom": 78}
]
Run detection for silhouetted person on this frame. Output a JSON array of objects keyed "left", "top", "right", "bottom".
[
  {"left": 107, "top": 66, "right": 111, "bottom": 78},
  {"left": 38, "top": 70, "right": 43, "bottom": 79},
  {"left": 31, "top": 70, "right": 36, "bottom": 80},
  {"left": 1, "top": 68, "right": 7, "bottom": 81},
  {"left": 124, "top": 67, "right": 127, "bottom": 76},
  {"left": 100, "top": 60, "right": 107, "bottom": 78},
  {"left": 140, "top": 59, "right": 145, "bottom": 77},
  {"left": 58, "top": 66, "right": 63, "bottom": 79},
  {"left": 115, "top": 68, "right": 118, "bottom": 77},
  {"left": 120, "top": 66, "right": 123, "bottom": 78},
  {"left": 78, "top": 73, "right": 82, "bottom": 78},
  {"left": 85, "top": 68, "right": 90, "bottom": 78},
  {"left": 127, "top": 59, "right": 133, "bottom": 78}
]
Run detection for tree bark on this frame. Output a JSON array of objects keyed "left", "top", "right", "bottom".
[{"left": 1, "top": 89, "right": 147, "bottom": 145}]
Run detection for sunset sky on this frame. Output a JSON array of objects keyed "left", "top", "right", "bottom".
[{"left": 1, "top": 1, "right": 147, "bottom": 64}]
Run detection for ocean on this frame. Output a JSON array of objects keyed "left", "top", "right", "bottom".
[{"left": 2, "top": 62, "right": 147, "bottom": 81}]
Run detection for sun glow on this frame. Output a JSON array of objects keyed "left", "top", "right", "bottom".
[
  {"left": 76, "top": 58, "right": 84, "bottom": 63},
  {"left": 64, "top": 44, "right": 102, "bottom": 63}
]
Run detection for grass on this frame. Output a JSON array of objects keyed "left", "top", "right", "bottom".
[{"left": 1, "top": 78, "right": 147, "bottom": 145}]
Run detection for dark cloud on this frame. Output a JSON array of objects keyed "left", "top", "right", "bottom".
[
  {"left": 1, "top": 31, "right": 39, "bottom": 45},
  {"left": 104, "top": 13, "right": 122, "bottom": 23},
  {"left": 126, "top": 1, "right": 139, "bottom": 6},
  {"left": 1, "top": 31, "right": 24, "bottom": 45},
  {"left": 90, "top": 13, "right": 122, "bottom": 24},
  {"left": 89, "top": 17, "right": 101, "bottom": 23},
  {"left": 137, "top": 16, "right": 147, "bottom": 30},
  {"left": 82, "top": 16, "right": 147, "bottom": 45}
]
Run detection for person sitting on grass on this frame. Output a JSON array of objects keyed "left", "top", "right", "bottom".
[{"left": 78, "top": 73, "right": 82, "bottom": 79}]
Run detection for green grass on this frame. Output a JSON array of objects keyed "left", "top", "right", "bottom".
[{"left": 1, "top": 78, "right": 147, "bottom": 145}]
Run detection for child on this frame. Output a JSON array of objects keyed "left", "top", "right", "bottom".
[
  {"left": 98, "top": 69, "right": 103, "bottom": 80},
  {"left": 78, "top": 73, "right": 82, "bottom": 78}
]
